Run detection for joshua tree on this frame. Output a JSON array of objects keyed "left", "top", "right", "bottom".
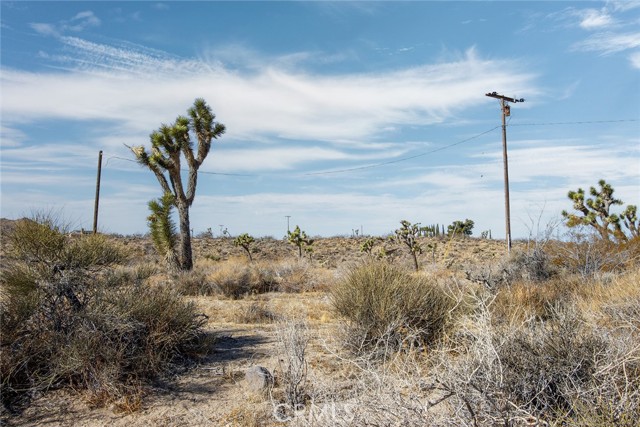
[
  {"left": 129, "top": 98, "right": 225, "bottom": 270},
  {"left": 147, "top": 192, "right": 178, "bottom": 270},
  {"left": 234, "top": 233, "right": 255, "bottom": 262},
  {"left": 447, "top": 219, "right": 474, "bottom": 237},
  {"left": 392, "top": 220, "right": 422, "bottom": 271},
  {"left": 287, "top": 226, "right": 314, "bottom": 259},
  {"left": 562, "top": 179, "right": 638, "bottom": 242},
  {"left": 360, "top": 237, "right": 381, "bottom": 257}
]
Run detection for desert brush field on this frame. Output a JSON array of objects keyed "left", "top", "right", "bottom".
[{"left": 1, "top": 217, "right": 639, "bottom": 427}]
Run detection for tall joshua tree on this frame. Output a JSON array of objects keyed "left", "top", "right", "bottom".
[{"left": 130, "top": 98, "right": 226, "bottom": 270}]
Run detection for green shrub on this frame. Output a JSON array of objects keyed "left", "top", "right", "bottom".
[{"left": 331, "top": 261, "right": 455, "bottom": 356}]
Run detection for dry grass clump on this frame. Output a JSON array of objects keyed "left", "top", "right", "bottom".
[
  {"left": 0, "top": 215, "right": 209, "bottom": 412},
  {"left": 205, "top": 259, "right": 277, "bottom": 298},
  {"left": 491, "top": 276, "right": 578, "bottom": 322},
  {"left": 331, "top": 261, "right": 456, "bottom": 357},
  {"left": 234, "top": 301, "right": 280, "bottom": 324},
  {"left": 271, "top": 259, "right": 334, "bottom": 293},
  {"left": 182, "top": 258, "right": 333, "bottom": 299}
]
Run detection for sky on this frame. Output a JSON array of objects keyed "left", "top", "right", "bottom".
[{"left": 1, "top": 1, "right": 639, "bottom": 239}]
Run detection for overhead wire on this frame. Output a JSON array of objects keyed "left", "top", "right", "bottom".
[
  {"left": 303, "top": 125, "right": 501, "bottom": 176},
  {"left": 510, "top": 118, "right": 638, "bottom": 126},
  {"left": 102, "top": 117, "right": 639, "bottom": 178}
]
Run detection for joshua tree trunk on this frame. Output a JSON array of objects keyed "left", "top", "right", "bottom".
[
  {"left": 177, "top": 201, "right": 193, "bottom": 270},
  {"left": 411, "top": 253, "right": 419, "bottom": 272}
]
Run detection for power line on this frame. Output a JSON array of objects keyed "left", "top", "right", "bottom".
[
  {"left": 303, "top": 125, "right": 501, "bottom": 176},
  {"left": 104, "top": 125, "right": 502, "bottom": 178},
  {"left": 105, "top": 155, "right": 257, "bottom": 176},
  {"left": 510, "top": 118, "right": 638, "bottom": 126},
  {"left": 102, "top": 117, "right": 639, "bottom": 178}
]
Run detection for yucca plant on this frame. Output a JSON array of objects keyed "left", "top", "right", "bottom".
[{"left": 147, "top": 192, "right": 178, "bottom": 270}]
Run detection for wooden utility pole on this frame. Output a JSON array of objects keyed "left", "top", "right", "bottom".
[
  {"left": 485, "top": 92, "right": 525, "bottom": 254},
  {"left": 93, "top": 150, "right": 103, "bottom": 234}
]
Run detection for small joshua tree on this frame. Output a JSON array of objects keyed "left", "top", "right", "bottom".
[
  {"left": 234, "top": 233, "right": 255, "bottom": 262},
  {"left": 392, "top": 220, "right": 422, "bottom": 271},
  {"left": 129, "top": 98, "right": 225, "bottom": 271},
  {"left": 447, "top": 219, "right": 474, "bottom": 237},
  {"left": 287, "top": 226, "right": 314, "bottom": 259},
  {"left": 360, "top": 236, "right": 382, "bottom": 257},
  {"left": 562, "top": 179, "right": 638, "bottom": 242},
  {"left": 147, "top": 192, "right": 178, "bottom": 270}
]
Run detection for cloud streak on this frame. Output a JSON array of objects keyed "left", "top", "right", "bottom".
[
  {"left": 30, "top": 10, "right": 100, "bottom": 36},
  {"left": 2, "top": 35, "right": 539, "bottom": 151}
]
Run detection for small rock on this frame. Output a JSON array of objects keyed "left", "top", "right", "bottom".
[{"left": 244, "top": 366, "right": 273, "bottom": 392}]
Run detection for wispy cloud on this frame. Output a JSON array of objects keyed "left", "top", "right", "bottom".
[
  {"left": 573, "top": 31, "right": 640, "bottom": 54},
  {"left": 552, "top": 3, "right": 640, "bottom": 68},
  {"left": 30, "top": 10, "right": 100, "bottom": 37},
  {"left": 473, "top": 140, "right": 640, "bottom": 186},
  {"left": 577, "top": 8, "right": 614, "bottom": 29},
  {"left": 0, "top": 126, "right": 28, "bottom": 147},
  {"left": 559, "top": 80, "right": 581, "bottom": 100},
  {"left": 630, "top": 51, "right": 640, "bottom": 68},
  {"left": 1, "top": 37, "right": 539, "bottom": 153}
]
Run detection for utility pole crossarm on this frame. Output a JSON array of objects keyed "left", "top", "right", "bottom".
[{"left": 485, "top": 92, "right": 525, "bottom": 103}]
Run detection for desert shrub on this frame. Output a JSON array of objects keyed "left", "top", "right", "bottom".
[
  {"left": 272, "top": 260, "right": 332, "bottom": 293},
  {"left": 465, "top": 246, "right": 556, "bottom": 289},
  {"left": 234, "top": 301, "right": 279, "bottom": 324},
  {"left": 0, "top": 214, "right": 207, "bottom": 411},
  {"left": 432, "top": 292, "right": 638, "bottom": 426},
  {"left": 199, "top": 259, "right": 328, "bottom": 298},
  {"left": 331, "top": 261, "right": 455, "bottom": 356},
  {"left": 205, "top": 260, "right": 276, "bottom": 299},
  {"left": 497, "top": 305, "right": 606, "bottom": 415},
  {"left": 1, "top": 278, "right": 208, "bottom": 411},
  {"left": 510, "top": 246, "right": 556, "bottom": 282},
  {"left": 7, "top": 216, "right": 128, "bottom": 272},
  {"left": 275, "top": 320, "right": 309, "bottom": 410},
  {"left": 6, "top": 214, "right": 67, "bottom": 265},
  {"left": 547, "top": 231, "right": 638, "bottom": 279},
  {"left": 104, "top": 263, "right": 158, "bottom": 288},
  {"left": 169, "top": 270, "right": 213, "bottom": 295},
  {"left": 491, "top": 276, "right": 579, "bottom": 322}
]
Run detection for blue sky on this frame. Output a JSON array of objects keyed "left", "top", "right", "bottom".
[{"left": 1, "top": 1, "right": 639, "bottom": 238}]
